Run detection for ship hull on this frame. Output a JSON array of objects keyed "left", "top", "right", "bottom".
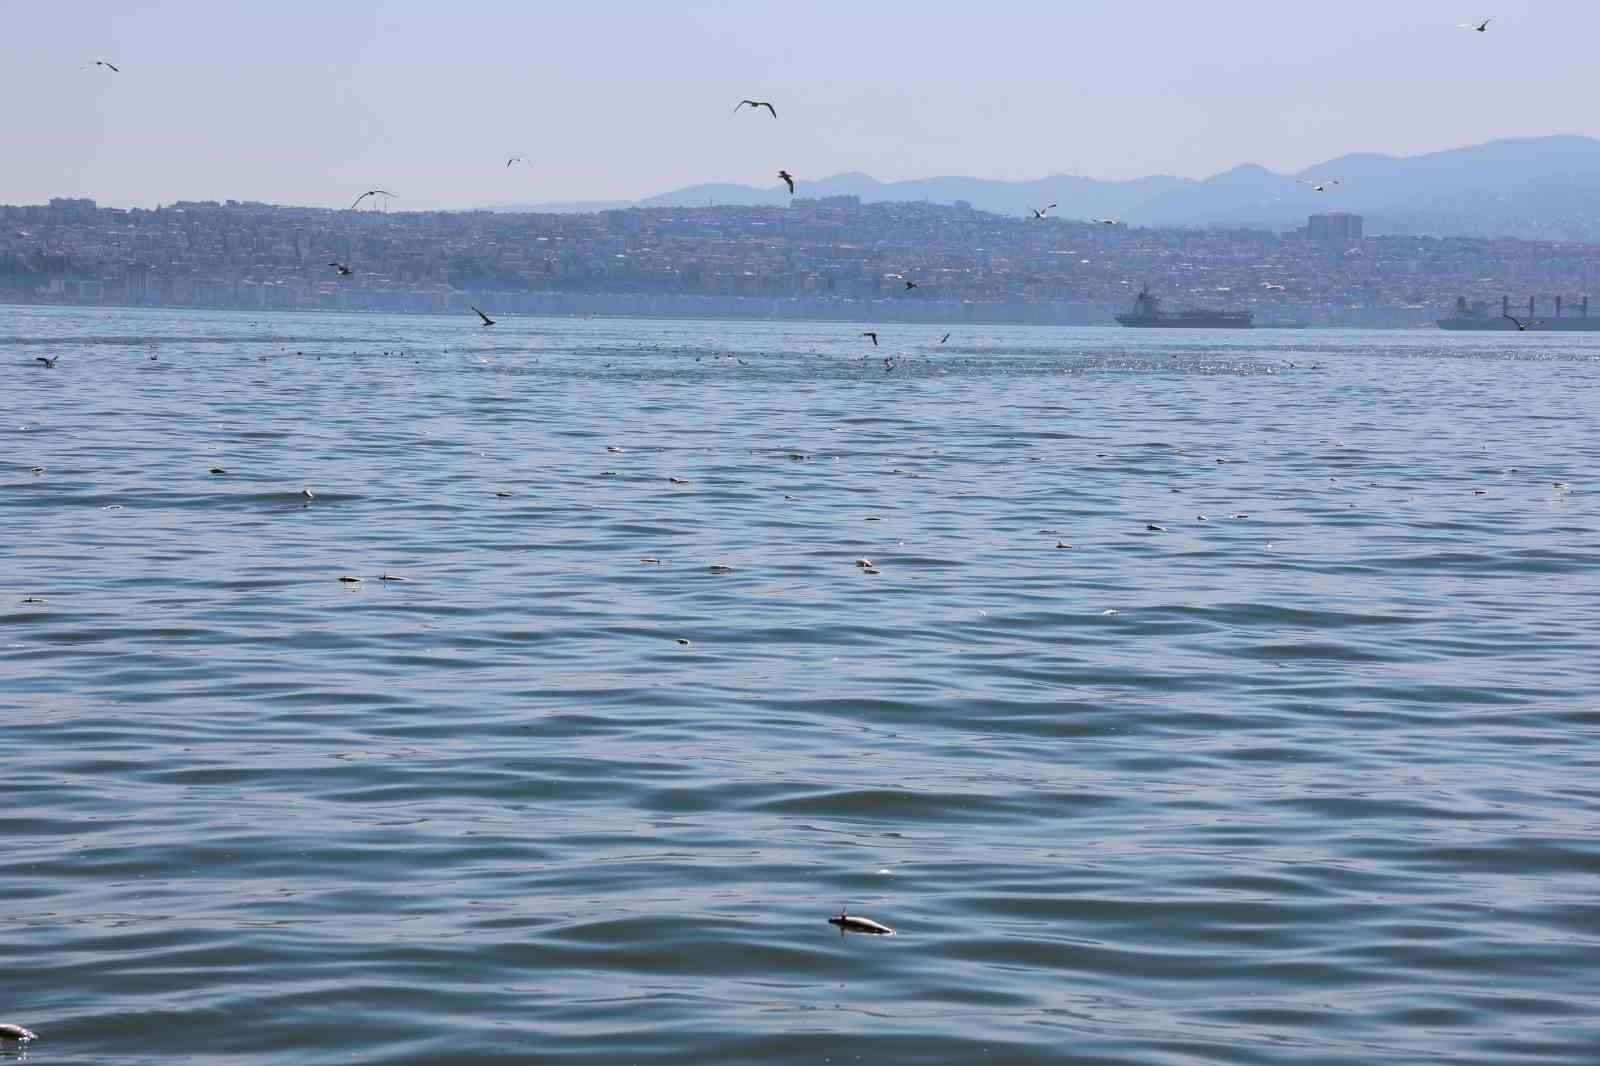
[
  {"left": 1116, "top": 316, "right": 1253, "bottom": 329},
  {"left": 1116, "top": 290, "right": 1253, "bottom": 328},
  {"left": 1438, "top": 318, "right": 1600, "bottom": 331}
]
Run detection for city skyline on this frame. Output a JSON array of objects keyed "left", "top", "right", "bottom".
[
  {"left": 1, "top": 0, "right": 1594, "bottom": 212},
  {"left": 9, "top": 193, "right": 1597, "bottom": 330}
]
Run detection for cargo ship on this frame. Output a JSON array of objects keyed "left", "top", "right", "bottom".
[
  {"left": 1437, "top": 295, "right": 1600, "bottom": 331},
  {"left": 1115, "top": 289, "right": 1253, "bottom": 328}
]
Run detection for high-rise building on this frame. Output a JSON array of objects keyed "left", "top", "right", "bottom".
[{"left": 1307, "top": 213, "right": 1363, "bottom": 240}]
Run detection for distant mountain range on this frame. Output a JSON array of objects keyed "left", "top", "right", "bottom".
[{"left": 492, "top": 136, "right": 1600, "bottom": 242}]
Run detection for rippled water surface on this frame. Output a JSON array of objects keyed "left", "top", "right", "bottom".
[{"left": 4, "top": 306, "right": 1599, "bottom": 1065}]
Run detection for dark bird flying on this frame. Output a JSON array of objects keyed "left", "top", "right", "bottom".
[
  {"left": 778, "top": 169, "right": 795, "bottom": 194},
  {"left": 862, "top": 331, "right": 879, "bottom": 346},
  {"left": 93, "top": 60, "right": 120, "bottom": 72},
  {"left": 472, "top": 306, "right": 497, "bottom": 327},
  {"left": 1502, "top": 312, "right": 1538, "bottom": 331},
  {"left": 329, "top": 262, "right": 353, "bottom": 276},
  {"left": 349, "top": 189, "right": 396, "bottom": 210},
  {"left": 734, "top": 99, "right": 777, "bottom": 118}
]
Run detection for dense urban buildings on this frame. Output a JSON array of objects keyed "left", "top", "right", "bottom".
[{"left": 3, "top": 197, "right": 1597, "bottom": 326}]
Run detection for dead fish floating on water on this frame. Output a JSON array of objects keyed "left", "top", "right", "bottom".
[
  {"left": 1146, "top": 523, "right": 1167, "bottom": 532},
  {"left": 0, "top": 1023, "right": 38, "bottom": 1042},
  {"left": 708, "top": 564, "right": 733, "bottom": 574},
  {"left": 829, "top": 908, "right": 895, "bottom": 936},
  {"left": 378, "top": 574, "right": 407, "bottom": 582},
  {"left": 338, "top": 576, "right": 362, "bottom": 584}
]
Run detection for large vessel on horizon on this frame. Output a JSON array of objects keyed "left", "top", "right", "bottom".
[
  {"left": 1437, "top": 295, "right": 1600, "bottom": 331},
  {"left": 1115, "top": 289, "right": 1253, "bottom": 329}
]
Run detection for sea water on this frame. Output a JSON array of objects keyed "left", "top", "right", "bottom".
[{"left": 3, "top": 306, "right": 1598, "bottom": 1064}]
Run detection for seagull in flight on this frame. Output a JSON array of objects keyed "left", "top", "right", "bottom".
[
  {"left": 349, "top": 189, "right": 396, "bottom": 210},
  {"left": 329, "top": 262, "right": 353, "bottom": 276},
  {"left": 862, "top": 331, "right": 879, "bottom": 346},
  {"left": 1459, "top": 17, "right": 1491, "bottom": 31},
  {"left": 778, "top": 170, "right": 795, "bottom": 194},
  {"left": 940, "top": 333, "right": 950, "bottom": 344},
  {"left": 35, "top": 356, "right": 57, "bottom": 368},
  {"left": 1092, "top": 217, "right": 1122, "bottom": 225},
  {"left": 1502, "top": 311, "right": 1538, "bottom": 331},
  {"left": 472, "top": 306, "right": 496, "bottom": 327},
  {"left": 1297, "top": 177, "right": 1341, "bottom": 192},
  {"left": 506, "top": 156, "right": 524, "bottom": 168},
  {"left": 92, "top": 60, "right": 120, "bottom": 72},
  {"left": 1030, "top": 203, "right": 1057, "bottom": 219},
  {"left": 734, "top": 99, "right": 777, "bottom": 118}
]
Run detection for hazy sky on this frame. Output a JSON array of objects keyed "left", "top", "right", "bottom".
[{"left": 1, "top": 0, "right": 1593, "bottom": 210}]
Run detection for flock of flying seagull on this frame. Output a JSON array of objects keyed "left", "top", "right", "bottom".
[
  {"left": 0, "top": 18, "right": 1537, "bottom": 1046},
  {"left": 75, "top": 18, "right": 1503, "bottom": 342}
]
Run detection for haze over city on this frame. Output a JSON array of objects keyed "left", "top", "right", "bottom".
[{"left": 2, "top": 0, "right": 1595, "bottom": 212}]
